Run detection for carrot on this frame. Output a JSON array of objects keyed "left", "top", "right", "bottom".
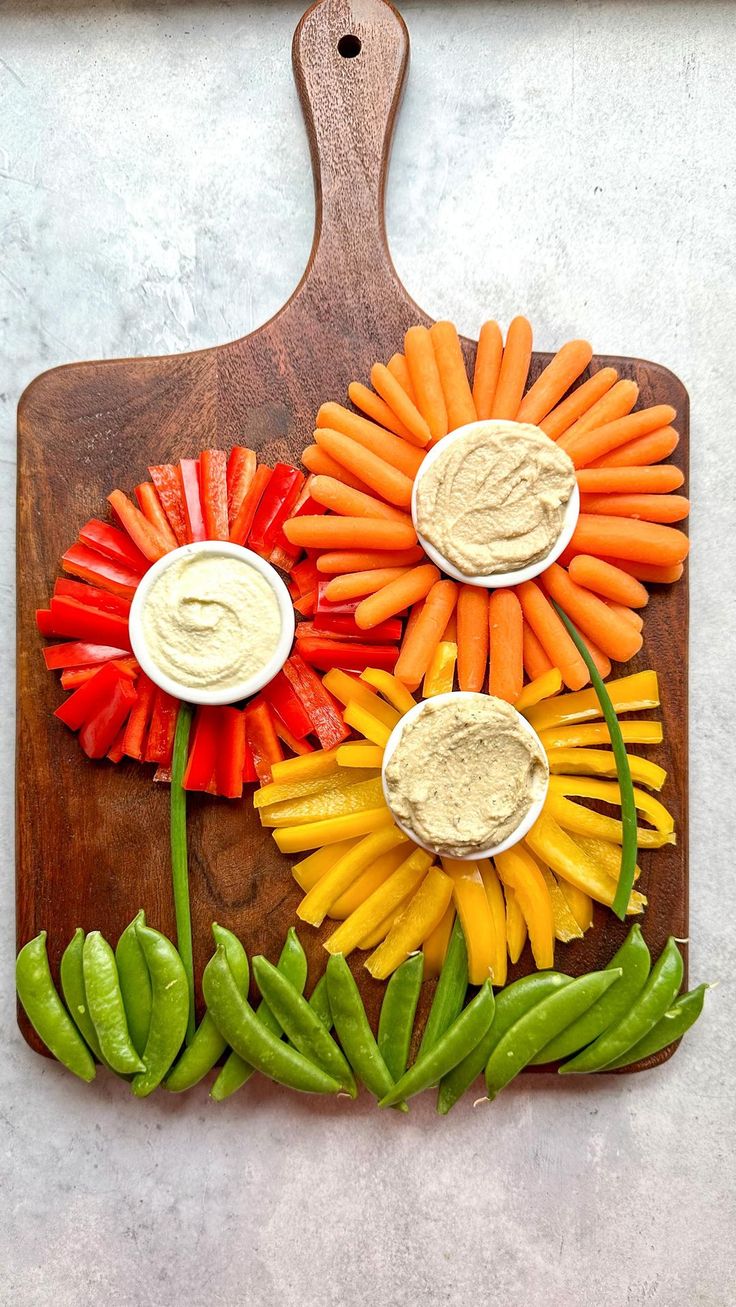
[
  {"left": 579, "top": 493, "right": 690, "bottom": 524},
  {"left": 324, "top": 567, "right": 414, "bottom": 602},
  {"left": 443, "top": 609, "right": 458, "bottom": 642},
  {"left": 557, "top": 378, "right": 639, "bottom": 445},
  {"left": 522, "top": 621, "right": 553, "bottom": 680},
  {"left": 597, "top": 555, "right": 684, "bottom": 585},
  {"left": 395, "top": 580, "right": 458, "bottom": 689},
  {"left": 568, "top": 555, "right": 649, "bottom": 608},
  {"left": 516, "top": 581, "right": 588, "bottom": 690},
  {"left": 590, "top": 426, "right": 680, "bottom": 468},
  {"left": 370, "top": 363, "right": 432, "bottom": 447},
  {"left": 540, "top": 564, "right": 643, "bottom": 663},
  {"left": 404, "top": 325, "right": 448, "bottom": 442},
  {"left": 430, "top": 320, "right": 477, "bottom": 430},
  {"left": 302, "top": 444, "right": 373, "bottom": 495},
  {"left": 313, "top": 429, "right": 415, "bottom": 507},
  {"left": 401, "top": 599, "right": 425, "bottom": 652},
  {"left": 539, "top": 367, "right": 618, "bottom": 440},
  {"left": 488, "top": 589, "right": 523, "bottom": 703},
  {"left": 355, "top": 564, "right": 441, "bottom": 631},
  {"left": 605, "top": 600, "right": 644, "bottom": 631},
  {"left": 584, "top": 636, "right": 612, "bottom": 681},
  {"left": 309, "top": 475, "right": 412, "bottom": 524},
  {"left": 387, "top": 353, "right": 417, "bottom": 404},
  {"left": 570, "top": 514, "right": 689, "bottom": 566},
  {"left": 490, "top": 316, "right": 533, "bottom": 420},
  {"left": 283, "top": 516, "right": 417, "bottom": 551},
  {"left": 347, "top": 381, "right": 416, "bottom": 443},
  {"left": 576, "top": 464, "right": 684, "bottom": 494},
  {"left": 315, "top": 403, "right": 424, "bottom": 478},
  {"left": 134, "top": 483, "right": 178, "bottom": 550},
  {"left": 516, "top": 340, "right": 593, "bottom": 426},
  {"left": 456, "top": 585, "right": 489, "bottom": 692},
  {"left": 472, "top": 320, "right": 503, "bottom": 420},
  {"left": 558, "top": 405, "right": 677, "bottom": 468},
  {"left": 316, "top": 546, "right": 426, "bottom": 574}
]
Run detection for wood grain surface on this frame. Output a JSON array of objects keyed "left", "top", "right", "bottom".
[{"left": 16, "top": 0, "right": 688, "bottom": 1074}]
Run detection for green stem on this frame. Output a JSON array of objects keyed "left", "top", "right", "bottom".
[
  {"left": 171, "top": 703, "right": 195, "bottom": 1042},
  {"left": 551, "top": 602, "right": 638, "bottom": 919}
]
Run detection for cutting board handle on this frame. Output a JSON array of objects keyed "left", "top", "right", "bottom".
[{"left": 292, "top": 0, "right": 409, "bottom": 290}]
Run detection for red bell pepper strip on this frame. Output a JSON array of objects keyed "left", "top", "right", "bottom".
[
  {"left": 216, "top": 707, "right": 246, "bottom": 799},
  {"left": 227, "top": 447, "right": 257, "bottom": 528},
  {"left": 149, "top": 464, "right": 188, "bottom": 545},
  {"left": 182, "top": 705, "right": 220, "bottom": 791},
  {"left": 145, "top": 688, "right": 180, "bottom": 766},
  {"left": 272, "top": 717, "right": 314, "bottom": 756},
  {"left": 245, "top": 698, "right": 284, "bottom": 785},
  {"left": 200, "top": 449, "right": 229, "bottom": 541},
  {"left": 248, "top": 464, "right": 305, "bottom": 556},
  {"left": 60, "top": 657, "right": 139, "bottom": 691},
  {"left": 281, "top": 654, "right": 350, "bottom": 750},
  {"left": 134, "top": 483, "right": 179, "bottom": 550},
  {"left": 61, "top": 544, "right": 141, "bottom": 599},
  {"left": 243, "top": 737, "right": 258, "bottom": 784},
  {"left": 55, "top": 661, "right": 131, "bottom": 730},
  {"left": 54, "top": 577, "right": 131, "bottom": 617},
  {"left": 107, "top": 725, "right": 127, "bottom": 763},
  {"left": 290, "top": 557, "right": 321, "bottom": 597},
  {"left": 268, "top": 486, "right": 324, "bottom": 571},
  {"left": 36, "top": 609, "right": 54, "bottom": 636},
  {"left": 47, "top": 597, "right": 133, "bottom": 650},
  {"left": 313, "top": 612, "right": 402, "bottom": 643},
  {"left": 295, "top": 638, "right": 400, "bottom": 674},
  {"left": 178, "top": 459, "right": 207, "bottom": 543},
  {"left": 78, "top": 519, "right": 148, "bottom": 573},
  {"left": 121, "top": 672, "right": 157, "bottom": 760},
  {"left": 79, "top": 675, "right": 138, "bottom": 759},
  {"left": 293, "top": 591, "right": 317, "bottom": 617},
  {"left": 315, "top": 584, "right": 362, "bottom": 619},
  {"left": 108, "top": 490, "right": 172, "bottom": 562},
  {"left": 261, "top": 671, "right": 314, "bottom": 739},
  {"left": 44, "top": 641, "right": 131, "bottom": 671},
  {"left": 229, "top": 465, "right": 272, "bottom": 546}
]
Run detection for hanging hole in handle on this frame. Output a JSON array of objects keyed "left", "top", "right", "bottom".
[{"left": 338, "top": 34, "right": 362, "bottom": 58}]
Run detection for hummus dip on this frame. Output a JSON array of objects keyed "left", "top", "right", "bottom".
[
  {"left": 384, "top": 695, "right": 548, "bottom": 858},
  {"left": 141, "top": 549, "right": 282, "bottom": 695},
  {"left": 415, "top": 420, "right": 576, "bottom": 576}
]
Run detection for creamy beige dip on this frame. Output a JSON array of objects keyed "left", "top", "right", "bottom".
[
  {"left": 384, "top": 695, "right": 548, "bottom": 857},
  {"left": 415, "top": 420, "right": 576, "bottom": 576},
  {"left": 141, "top": 550, "right": 282, "bottom": 694}
]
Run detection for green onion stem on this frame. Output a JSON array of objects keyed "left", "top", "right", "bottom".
[{"left": 171, "top": 703, "right": 195, "bottom": 1042}]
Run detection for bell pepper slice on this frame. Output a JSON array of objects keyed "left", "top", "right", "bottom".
[
  {"left": 60, "top": 656, "right": 138, "bottom": 690},
  {"left": 255, "top": 767, "right": 371, "bottom": 811},
  {"left": 243, "top": 738, "right": 258, "bottom": 784},
  {"left": 107, "top": 724, "right": 127, "bottom": 763},
  {"left": 442, "top": 858, "right": 498, "bottom": 986},
  {"left": 276, "top": 805, "right": 396, "bottom": 856},
  {"left": 78, "top": 518, "right": 148, "bottom": 573},
  {"left": 149, "top": 464, "right": 188, "bottom": 545},
  {"left": 336, "top": 741, "right": 385, "bottom": 768},
  {"left": 261, "top": 670, "right": 314, "bottom": 740},
  {"left": 358, "top": 893, "right": 417, "bottom": 950},
  {"left": 281, "top": 654, "right": 350, "bottom": 750},
  {"left": 525, "top": 670, "right": 660, "bottom": 734},
  {"left": 55, "top": 661, "right": 131, "bottom": 730},
  {"left": 359, "top": 668, "right": 416, "bottom": 717},
  {"left": 54, "top": 577, "right": 131, "bottom": 617},
  {"left": 134, "top": 483, "right": 179, "bottom": 550},
  {"left": 314, "top": 612, "right": 403, "bottom": 643},
  {"left": 291, "top": 839, "right": 360, "bottom": 892},
  {"left": 526, "top": 813, "right": 649, "bottom": 908},
  {"left": 35, "top": 609, "right": 54, "bottom": 636},
  {"left": 177, "top": 459, "right": 207, "bottom": 543},
  {"left": 322, "top": 846, "right": 432, "bottom": 951},
  {"left": 297, "top": 638, "right": 399, "bottom": 673},
  {"left": 291, "top": 558, "right": 321, "bottom": 596},
  {"left": 47, "top": 596, "right": 132, "bottom": 651},
  {"left": 44, "top": 641, "right": 131, "bottom": 671},
  {"left": 226, "top": 447, "right": 257, "bottom": 527},
  {"left": 145, "top": 688, "right": 180, "bottom": 766},
  {"left": 539, "top": 720, "right": 663, "bottom": 750},
  {"left": 78, "top": 674, "right": 138, "bottom": 758},
  {"left": 260, "top": 776, "right": 386, "bottom": 828},
  {"left": 269, "top": 747, "right": 341, "bottom": 786},
  {"left": 548, "top": 775, "right": 674, "bottom": 833},
  {"left": 229, "top": 464, "right": 273, "bottom": 545},
  {"left": 200, "top": 449, "right": 229, "bottom": 541},
  {"left": 422, "top": 903, "right": 455, "bottom": 979},
  {"left": 329, "top": 846, "right": 410, "bottom": 919},
  {"left": 273, "top": 718, "right": 314, "bottom": 756},
  {"left": 249, "top": 463, "right": 305, "bottom": 555},
  {"left": 61, "top": 544, "right": 141, "bottom": 599},
  {"left": 268, "top": 488, "right": 325, "bottom": 570},
  {"left": 294, "top": 591, "right": 317, "bottom": 616},
  {"left": 122, "top": 672, "right": 157, "bottom": 760},
  {"left": 182, "top": 706, "right": 220, "bottom": 791},
  {"left": 536, "top": 862, "right": 584, "bottom": 943},
  {"left": 343, "top": 702, "right": 395, "bottom": 748},
  {"left": 503, "top": 886, "right": 527, "bottom": 964},
  {"left": 296, "top": 621, "right": 394, "bottom": 647},
  {"left": 244, "top": 698, "right": 284, "bottom": 786},
  {"left": 296, "top": 826, "right": 408, "bottom": 926},
  {"left": 557, "top": 879, "right": 593, "bottom": 931},
  {"left": 514, "top": 668, "right": 563, "bottom": 712},
  {"left": 423, "top": 640, "right": 458, "bottom": 697},
  {"left": 107, "top": 490, "right": 172, "bottom": 562},
  {"left": 477, "top": 858, "right": 509, "bottom": 986},
  {"left": 545, "top": 792, "right": 671, "bottom": 850},
  {"left": 366, "top": 865, "right": 454, "bottom": 980},
  {"left": 323, "top": 668, "right": 399, "bottom": 727},
  {"left": 215, "top": 707, "right": 246, "bottom": 799},
  {"left": 547, "top": 748, "right": 667, "bottom": 791},
  {"left": 494, "top": 846, "right": 556, "bottom": 970}
]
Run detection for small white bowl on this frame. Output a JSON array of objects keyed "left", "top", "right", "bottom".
[
  {"left": 411, "top": 420, "right": 580, "bottom": 589},
  {"left": 381, "top": 691, "right": 549, "bottom": 861},
  {"left": 129, "top": 541, "right": 295, "bottom": 706}
]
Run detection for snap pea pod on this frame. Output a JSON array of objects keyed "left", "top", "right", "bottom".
[
  {"left": 16, "top": 932, "right": 96, "bottom": 1082},
  {"left": 437, "top": 972, "right": 572, "bottom": 1115},
  {"left": 531, "top": 924, "right": 650, "bottom": 1064},
  {"left": 166, "top": 925, "right": 249, "bottom": 1093},
  {"left": 83, "top": 931, "right": 145, "bottom": 1074},
  {"left": 417, "top": 917, "right": 467, "bottom": 1058},
  {"left": 253, "top": 955, "right": 356, "bottom": 1095},
  {"left": 60, "top": 928, "right": 104, "bottom": 1061},
  {"left": 380, "top": 981, "right": 495, "bottom": 1109},
  {"left": 561, "top": 937, "right": 684, "bottom": 1074},
  {"left": 325, "top": 953, "right": 400, "bottom": 1105},
  {"left": 378, "top": 953, "right": 424, "bottom": 1081},
  {"left": 486, "top": 969, "right": 622, "bottom": 1099},
  {"left": 210, "top": 927, "right": 308, "bottom": 1101},
  {"left": 204, "top": 945, "right": 340, "bottom": 1095},
  {"left": 308, "top": 974, "right": 332, "bottom": 1030},
  {"left": 604, "top": 984, "right": 708, "bottom": 1070},
  {"left": 115, "top": 910, "right": 152, "bottom": 1058},
  {"left": 132, "top": 923, "right": 190, "bottom": 1096}
]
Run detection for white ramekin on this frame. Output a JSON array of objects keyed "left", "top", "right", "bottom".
[{"left": 128, "top": 541, "right": 295, "bottom": 706}]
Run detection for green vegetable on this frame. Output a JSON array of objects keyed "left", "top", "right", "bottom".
[
  {"left": 83, "top": 931, "right": 145, "bottom": 1074},
  {"left": 115, "top": 910, "right": 153, "bottom": 1058},
  {"left": 132, "top": 923, "right": 190, "bottom": 1096},
  {"left": 417, "top": 917, "right": 467, "bottom": 1058},
  {"left": 166, "top": 924, "right": 249, "bottom": 1093},
  {"left": 17, "top": 932, "right": 96, "bottom": 1082},
  {"left": 308, "top": 974, "right": 332, "bottom": 1030},
  {"left": 378, "top": 953, "right": 424, "bottom": 1081},
  {"left": 253, "top": 955, "right": 356, "bottom": 1095},
  {"left": 326, "top": 954, "right": 400, "bottom": 1105},
  {"left": 60, "top": 928, "right": 104, "bottom": 1061},
  {"left": 381, "top": 981, "right": 495, "bottom": 1109},
  {"left": 171, "top": 703, "right": 195, "bottom": 1042},
  {"left": 605, "top": 983, "right": 708, "bottom": 1069}
]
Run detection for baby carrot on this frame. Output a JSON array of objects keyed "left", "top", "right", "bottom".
[
  {"left": 490, "top": 316, "right": 533, "bottom": 420},
  {"left": 325, "top": 567, "right": 414, "bottom": 602},
  {"left": 472, "top": 320, "right": 503, "bottom": 420},
  {"left": 590, "top": 426, "right": 680, "bottom": 468},
  {"left": 314, "top": 429, "right": 415, "bottom": 507},
  {"left": 576, "top": 465, "right": 684, "bottom": 494},
  {"left": 605, "top": 600, "right": 644, "bottom": 631},
  {"left": 522, "top": 621, "right": 553, "bottom": 680},
  {"left": 404, "top": 325, "right": 448, "bottom": 442},
  {"left": 539, "top": 367, "right": 618, "bottom": 440},
  {"left": 516, "top": 340, "right": 593, "bottom": 426},
  {"left": 579, "top": 493, "right": 690, "bottom": 524},
  {"left": 347, "top": 381, "right": 416, "bottom": 443},
  {"left": 316, "top": 546, "right": 426, "bottom": 574},
  {"left": 584, "top": 636, "right": 612, "bottom": 681},
  {"left": 516, "top": 581, "right": 588, "bottom": 690},
  {"left": 568, "top": 555, "right": 649, "bottom": 608},
  {"left": 395, "top": 580, "right": 458, "bottom": 689},
  {"left": 597, "top": 556, "right": 684, "bottom": 585},
  {"left": 370, "top": 363, "right": 432, "bottom": 447},
  {"left": 309, "top": 475, "right": 412, "bottom": 523},
  {"left": 387, "top": 353, "right": 417, "bottom": 404},
  {"left": 302, "top": 444, "right": 373, "bottom": 495},
  {"left": 456, "top": 585, "right": 489, "bottom": 692},
  {"left": 557, "top": 378, "right": 639, "bottom": 445},
  {"left": 315, "top": 403, "right": 425, "bottom": 478},
  {"left": 355, "top": 564, "right": 441, "bottom": 631},
  {"left": 283, "top": 516, "right": 418, "bottom": 551},
  {"left": 430, "top": 321, "right": 477, "bottom": 430},
  {"left": 570, "top": 515, "right": 689, "bottom": 567},
  {"left": 401, "top": 600, "right": 425, "bottom": 651},
  {"left": 540, "top": 564, "right": 643, "bottom": 663},
  {"left": 559, "top": 405, "right": 677, "bottom": 468},
  {"left": 488, "top": 589, "right": 523, "bottom": 703}
]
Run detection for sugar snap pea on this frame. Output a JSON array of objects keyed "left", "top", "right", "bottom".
[
  {"left": 531, "top": 923, "right": 650, "bottom": 1064},
  {"left": 561, "top": 937, "right": 685, "bottom": 1073},
  {"left": 115, "top": 910, "right": 152, "bottom": 1058},
  {"left": 308, "top": 974, "right": 332, "bottom": 1030},
  {"left": 253, "top": 955, "right": 356, "bottom": 1095},
  {"left": 60, "top": 928, "right": 104, "bottom": 1061},
  {"left": 437, "top": 971, "right": 572, "bottom": 1115},
  {"left": 132, "top": 923, "right": 190, "bottom": 1096},
  {"left": 83, "top": 931, "right": 145, "bottom": 1074},
  {"left": 378, "top": 953, "right": 424, "bottom": 1081},
  {"left": 204, "top": 944, "right": 340, "bottom": 1094},
  {"left": 418, "top": 917, "right": 468, "bottom": 1058},
  {"left": 604, "top": 983, "right": 708, "bottom": 1070},
  {"left": 325, "top": 953, "right": 400, "bottom": 1105},
  {"left": 381, "top": 980, "right": 496, "bottom": 1108},
  {"left": 166, "top": 924, "right": 249, "bottom": 1093},
  {"left": 16, "top": 932, "right": 96, "bottom": 1082},
  {"left": 486, "top": 969, "right": 622, "bottom": 1098}
]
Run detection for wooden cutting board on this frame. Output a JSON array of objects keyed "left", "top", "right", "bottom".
[{"left": 16, "top": 0, "right": 689, "bottom": 1072}]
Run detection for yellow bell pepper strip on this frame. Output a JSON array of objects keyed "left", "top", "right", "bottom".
[
  {"left": 477, "top": 859, "right": 508, "bottom": 987},
  {"left": 536, "top": 864, "right": 584, "bottom": 942},
  {"left": 324, "top": 848, "right": 434, "bottom": 956},
  {"left": 274, "top": 806, "right": 397, "bottom": 856},
  {"left": 322, "top": 667, "right": 400, "bottom": 729},
  {"left": 336, "top": 741, "right": 385, "bottom": 769},
  {"left": 270, "top": 747, "right": 341, "bottom": 786},
  {"left": 292, "top": 838, "right": 359, "bottom": 892},
  {"left": 548, "top": 775, "right": 675, "bottom": 835},
  {"left": 514, "top": 668, "right": 563, "bottom": 713},
  {"left": 502, "top": 886, "right": 527, "bottom": 964},
  {"left": 423, "top": 641, "right": 458, "bottom": 697},
  {"left": 571, "top": 834, "right": 643, "bottom": 886},
  {"left": 255, "top": 766, "right": 376, "bottom": 810},
  {"left": 525, "top": 815, "right": 646, "bottom": 911},
  {"left": 296, "top": 826, "right": 408, "bottom": 924},
  {"left": 360, "top": 668, "right": 417, "bottom": 716},
  {"left": 260, "top": 776, "right": 387, "bottom": 828},
  {"left": 539, "top": 721, "right": 663, "bottom": 750},
  {"left": 422, "top": 904, "right": 455, "bottom": 979},
  {"left": 357, "top": 894, "right": 416, "bottom": 950},
  {"left": 557, "top": 878, "right": 594, "bottom": 931},
  {"left": 547, "top": 748, "right": 667, "bottom": 791},
  {"left": 366, "top": 866, "right": 454, "bottom": 979},
  {"left": 329, "top": 846, "right": 410, "bottom": 919},
  {"left": 441, "top": 858, "right": 496, "bottom": 986},
  {"left": 524, "top": 669, "right": 659, "bottom": 735},
  {"left": 545, "top": 792, "right": 672, "bottom": 849},
  {"left": 343, "top": 701, "right": 395, "bottom": 748},
  {"left": 494, "top": 847, "right": 555, "bottom": 971}
]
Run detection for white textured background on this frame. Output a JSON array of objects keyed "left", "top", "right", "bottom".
[{"left": 1, "top": 3, "right": 734, "bottom": 1304}]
